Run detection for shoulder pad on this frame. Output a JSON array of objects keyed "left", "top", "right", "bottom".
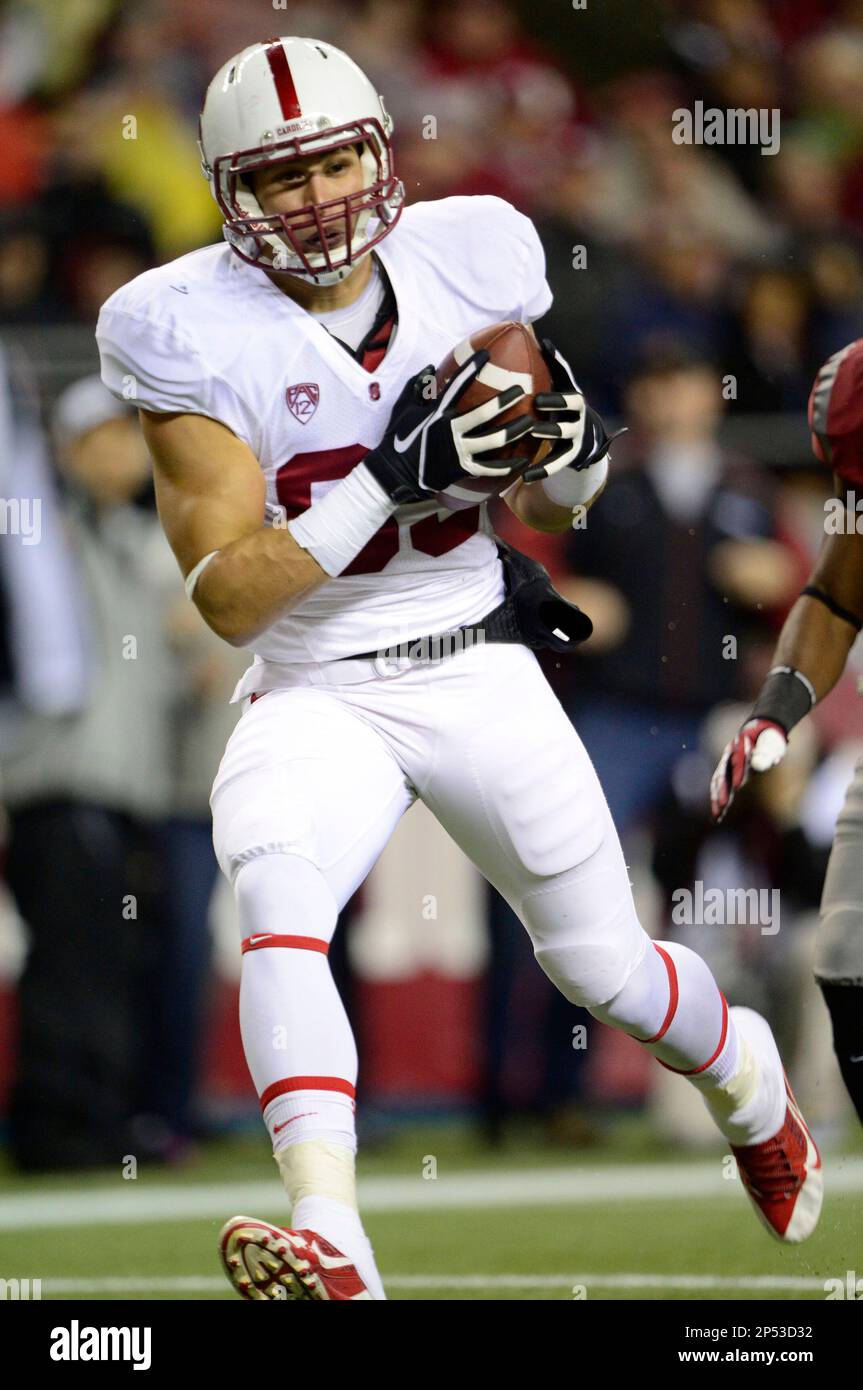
[{"left": 809, "top": 338, "right": 863, "bottom": 485}]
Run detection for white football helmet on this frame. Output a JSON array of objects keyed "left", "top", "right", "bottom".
[{"left": 198, "top": 36, "right": 404, "bottom": 285}]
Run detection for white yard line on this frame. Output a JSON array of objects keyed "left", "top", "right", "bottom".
[
  {"left": 37, "top": 1274, "right": 833, "bottom": 1295},
  {"left": 0, "top": 1157, "right": 861, "bottom": 1232}
]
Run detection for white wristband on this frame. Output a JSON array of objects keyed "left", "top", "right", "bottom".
[
  {"left": 541, "top": 454, "right": 608, "bottom": 509},
  {"left": 185, "top": 549, "right": 220, "bottom": 600},
  {"left": 287, "top": 462, "right": 397, "bottom": 577}
]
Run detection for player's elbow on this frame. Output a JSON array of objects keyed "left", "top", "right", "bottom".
[
  {"left": 215, "top": 621, "right": 257, "bottom": 649},
  {"left": 195, "top": 585, "right": 308, "bottom": 648},
  {"left": 199, "top": 607, "right": 256, "bottom": 647},
  {"left": 187, "top": 556, "right": 259, "bottom": 646},
  {"left": 192, "top": 591, "right": 258, "bottom": 647}
]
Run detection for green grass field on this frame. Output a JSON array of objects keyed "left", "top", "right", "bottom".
[{"left": 1, "top": 1121, "right": 861, "bottom": 1301}]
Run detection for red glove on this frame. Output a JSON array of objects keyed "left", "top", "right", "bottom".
[{"left": 709, "top": 718, "right": 789, "bottom": 824}]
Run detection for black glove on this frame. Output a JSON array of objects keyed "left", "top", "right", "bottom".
[
  {"left": 523, "top": 338, "right": 624, "bottom": 483},
  {"left": 363, "top": 350, "right": 535, "bottom": 505}
]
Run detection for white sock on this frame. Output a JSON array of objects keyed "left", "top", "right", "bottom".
[
  {"left": 291, "top": 1193, "right": 386, "bottom": 1301},
  {"left": 689, "top": 1015, "right": 787, "bottom": 1145},
  {"left": 275, "top": 1140, "right": 386, "bottom": 1300},
  {"left": 592, "top": 939, "right": 739, "bottom": 1080}
]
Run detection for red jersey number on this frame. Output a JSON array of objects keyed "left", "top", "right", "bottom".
[{"left": 275, "top": 447, "right": 480, "bottom": 575}]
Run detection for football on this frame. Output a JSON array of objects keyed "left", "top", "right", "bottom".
[{"left": 433, "top": 321, "right": 553, "bottom": 511}]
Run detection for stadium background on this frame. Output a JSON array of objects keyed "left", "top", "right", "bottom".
[{"left": 1, "top": 0, "right": 862, "bottom": 1300}]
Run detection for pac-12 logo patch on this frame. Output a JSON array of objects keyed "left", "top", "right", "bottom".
[{"left": 285, "top": 382, "right": 320, "bottom": 424}]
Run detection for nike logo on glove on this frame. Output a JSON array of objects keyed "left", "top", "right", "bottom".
[{"left": 393, "top": 417, "right": 428, "bottom": 454}]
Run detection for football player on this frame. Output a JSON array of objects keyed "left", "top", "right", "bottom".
[
  {"left": 98, "top": 37, "right": 821, "bottom": 1301},
  {"left": 711, "top": 337, "right": 863, "bottom": 1132}
]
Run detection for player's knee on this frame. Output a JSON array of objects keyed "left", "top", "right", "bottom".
[
  {"left": 587, "top": 942, "right": 665, "bottom": 1031},
  {"left": 211, "top": 765, "right": 318, "bottom": 886},
  {"left": 522, "top": 862, "right": 647, "bottom": 1009},
  {"left": 534, "top": 940, "right": 641, "bottom": 1009},
  {"left": 234, "top": 852, "right": 338, "bottom": 945},
  {"left": 815, "top": 899, "right": 863, "bottom": 982}
]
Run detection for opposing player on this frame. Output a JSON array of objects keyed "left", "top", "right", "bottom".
[
  {"left": 711, "top": 337, "right": 863, "bottom": 1130},
  {"left": 97, "top": 37, "right": 822, "bottom": 1301}
]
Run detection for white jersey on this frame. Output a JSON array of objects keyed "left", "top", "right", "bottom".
[{"left": 96, "top": 195, "right": 552, "bottom": 694}]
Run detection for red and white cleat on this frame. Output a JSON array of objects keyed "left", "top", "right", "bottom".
[
  {"left": 730, "top": 1075, "right": 823, "bottom": 1244},
  {"left": 218, "top": 1216, "right": 372, "bottom": 1300}
]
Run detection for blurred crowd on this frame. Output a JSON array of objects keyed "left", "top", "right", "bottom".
[
  {"left": 2, "top": 0, "right": 863, "bottom": 1167},
  {"left": 4, "top": 0, "right": 863, "bottom": 403}
]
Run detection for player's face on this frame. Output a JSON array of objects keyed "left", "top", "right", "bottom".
[{"left": 251, "top": 146, "right": 365, "bottom": 251}]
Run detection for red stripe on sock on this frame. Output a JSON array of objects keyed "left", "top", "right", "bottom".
[
  {"left": 629, "top": 943, "right": 679, "bottom": 1045},
  {"left": 658, "top": 991, "right": 730, "bottom": 1076},
  {"left": 241, "top": 934, "right": 329, "bottom": 955},
  {"left": 264, "top": 39, "right": 302, "bottom": 121},
  {"left": 260, "top": 1076, "right": 356, "bottom": 1111}
]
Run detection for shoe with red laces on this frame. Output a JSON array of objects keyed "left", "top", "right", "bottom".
[
  {"left": 218, "top": 1216, "right": 372, "bottom": 1300},
  {"left": 730, "top": 1076, "right": 823, "bottom": 1244}
]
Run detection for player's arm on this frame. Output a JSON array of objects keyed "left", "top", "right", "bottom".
[
  {"left": 142, "top": 409, "right": 329, "bottom": 646},
  {"left": 772, "top": 511, "right": 863, "bottom": 696},
  {"left": 503, "top": 469, "right": 607, "bottom": 532},
  {"left": 503, "top": 336, "right": 616, "bottom": 534},
  {"left": 143, "top": 352, "right": 532, "bottom": 646},
  {"left": 710, "top": 482, "right": 863, "bottom": 821}
]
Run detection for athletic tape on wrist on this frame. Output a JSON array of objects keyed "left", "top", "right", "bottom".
[
  {"left": 287, "top": 462, "right": 397, "bottom": 577},
  {"left": 750, "top": 665, "right": 816, "bottom": 735},
  {"left": 541, "top": 454, "right": 608, "bottom": 509}
]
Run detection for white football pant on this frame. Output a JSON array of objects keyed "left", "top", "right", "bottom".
[{"left": 211, "top": 642, "right": 739, "bottom": 1156}]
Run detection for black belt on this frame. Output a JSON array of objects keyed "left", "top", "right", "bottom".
[{"left": 337, "top": 540, "right": 593, "bottom": 664}]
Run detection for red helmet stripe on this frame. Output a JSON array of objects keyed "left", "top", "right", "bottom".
[{"left": 264, "top": 38, "right": 302, "bottom": 120}]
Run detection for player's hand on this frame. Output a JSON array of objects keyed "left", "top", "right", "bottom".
[
  {"left": 363, "top": 352, "right": 534, "bottom": 505},
  {"left": 523, "top": 338, "right": 623, "bottom": 483},
  {"left": 709, "top": 718, "right": 789, "bottom": 823}
]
